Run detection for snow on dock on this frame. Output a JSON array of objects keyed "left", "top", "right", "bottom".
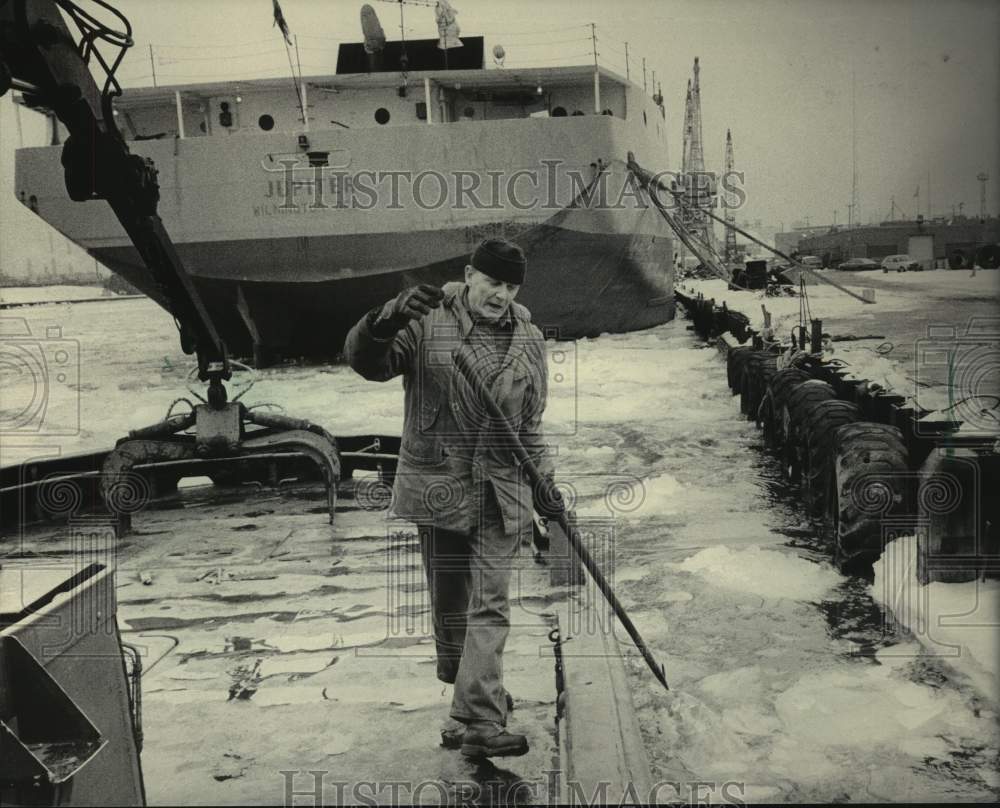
[{"left": 679, "top": 267, "right": 1000, "bottom": 710}]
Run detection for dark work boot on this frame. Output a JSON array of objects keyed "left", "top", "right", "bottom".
[
  {"left": 460, "top": 722, "right": 529, "bottom": 758},
  {"left": 441, "top": 692, "right": 515, "bottom": 750},
  {"left": 440, "top": 719, "right": 465, "bottom": 750}
]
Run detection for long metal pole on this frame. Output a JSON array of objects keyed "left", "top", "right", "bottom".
[
  {"left": 628, "top": 157, "right": 875, "bottom": 304},
  {"left": 284, "top": 38, "right": 306, "bottom": 129},
  {"left": 148, "top": 44, "right": 157, "bottom": 87},
  {"left": 451, "top": 350, "right": 670, "bottom": 691},
  {"left": 591, "top": 23, "right": 600, "bottom": 113},
  {"left": 294, "top": 35, "right": 308, "bottom": 131},
  {"left": 174, "top": 90, "right": 185, "bottom": 138},
  {"left": 690, "top": 195, "right": 873, "bottom": 303}
]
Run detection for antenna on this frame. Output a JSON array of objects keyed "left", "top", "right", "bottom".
[{"left": 851, "top": 69, "right": 859, "bottom": 220}]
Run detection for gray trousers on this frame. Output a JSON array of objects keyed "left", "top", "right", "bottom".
[{"left": 418, "top": 483, "right": 518, "bottom": 726}]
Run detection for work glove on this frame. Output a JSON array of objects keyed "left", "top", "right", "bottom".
[{"left": 372, "top": 284, "right": 444, "bottom": 336}]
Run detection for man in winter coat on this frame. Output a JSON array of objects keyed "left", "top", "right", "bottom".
[{"left": 344, "top": 238, "right": 551, "bottom": 758}]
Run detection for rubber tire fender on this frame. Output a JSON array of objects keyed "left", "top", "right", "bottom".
[
  {"left": 800, "top": 400, "right": 861, "bottom": 515},
  {"left": 727, "top": 346, "right": 755, "bottom": 392},
  {"left": 828, "top": 422, "right": 910, "bottom": 571},
  {"left": 782, "top": 380, "right": 836, "bottom": 481},
  {"left": 739, "top": 353, "right": 778, "bottom": 418},
  {"left": 761, "top": 368, "right": 811, "bottom": 449},
  {"left": 748, "top": 363, "right": 779, "bottom": 427}
]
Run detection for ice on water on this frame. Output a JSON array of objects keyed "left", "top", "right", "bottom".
[
  {"left": 677, "top": 544, "right": 841, "bottom": 602},
  {"left": 5, "top": 294, "right": 998, "bottom": 801}
]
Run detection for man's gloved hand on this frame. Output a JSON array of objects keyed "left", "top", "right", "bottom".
[{"left": 373, "top": 284, "right": 445, "bottom": 336}]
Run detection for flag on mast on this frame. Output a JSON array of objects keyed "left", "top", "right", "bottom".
[
  {"left": 435, "top": 1, "right": 462, "bottom": 50},
  {"left": 273, "top": 0, "right": 293, "bottom": 46}
]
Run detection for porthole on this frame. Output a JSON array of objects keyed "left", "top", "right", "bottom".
[
  {"left": 258, "top": 114, "right": 275, "bottom": 131},
  {"left": 375, "top": 107, "right": 391, "bottom": 125}
]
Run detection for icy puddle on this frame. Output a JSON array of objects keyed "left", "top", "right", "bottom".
[{"left": 555, "top": 323, "right": 998, "bottom": 803}]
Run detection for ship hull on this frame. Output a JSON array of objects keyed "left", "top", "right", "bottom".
[
  {"left": 16, "top": 114, "right": 674, "bottom": 361},
  {"left": 92, "top": 218, "right": 674, "bottom": 359}
]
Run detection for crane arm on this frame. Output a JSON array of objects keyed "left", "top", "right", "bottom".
[{"left": 0, "top": 0, "right": 228, "bottom": 379}]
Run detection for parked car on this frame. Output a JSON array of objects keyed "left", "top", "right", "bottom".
[
  {"left": 837, "top": 258, "right": 880, "bottom": 271},
  {"left": 881, "top": 254, "right": 923, "bottom": 272},
  {"left": 798, "top": 255, "right": 824, "bottom": 269}
]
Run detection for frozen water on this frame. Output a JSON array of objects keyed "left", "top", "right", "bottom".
[
  {"left": 677, "top": 544, "right": 842, "bottom": 602},
  {"left": 3, "top": 292, "right": 997, "bottom": 801},
  {"left": 0, "top": 285, "right": 108, "bottom": 304},
  {"left": 774, "top": 667, "right": 952, "bottom": 745}
]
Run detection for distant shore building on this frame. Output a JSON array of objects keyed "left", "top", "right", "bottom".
[{"left": 775, "top": 217, "right": 1000, "bottom": 268}]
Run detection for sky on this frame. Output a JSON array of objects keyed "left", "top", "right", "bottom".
[{"left": 2, "top": 0, "right": 998, "bottom": 279}]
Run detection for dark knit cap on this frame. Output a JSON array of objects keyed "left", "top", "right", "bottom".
[{"left": 471, "top": 238, "right": 527, "bottom": 285}]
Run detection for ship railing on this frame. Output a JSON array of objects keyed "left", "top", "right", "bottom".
[{"left": 109, "top": 22, "right": 661, "bottom": 99}]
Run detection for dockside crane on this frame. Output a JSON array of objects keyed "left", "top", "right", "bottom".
[
  {"left": 723, "top": 128, "right": 738, "bottom": 267},
  {"left": 681, "top": 78, "right": 692, "bottom": 170},
  {"left": 679, "top": 57, "right": 716, "bottom": 252}
]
